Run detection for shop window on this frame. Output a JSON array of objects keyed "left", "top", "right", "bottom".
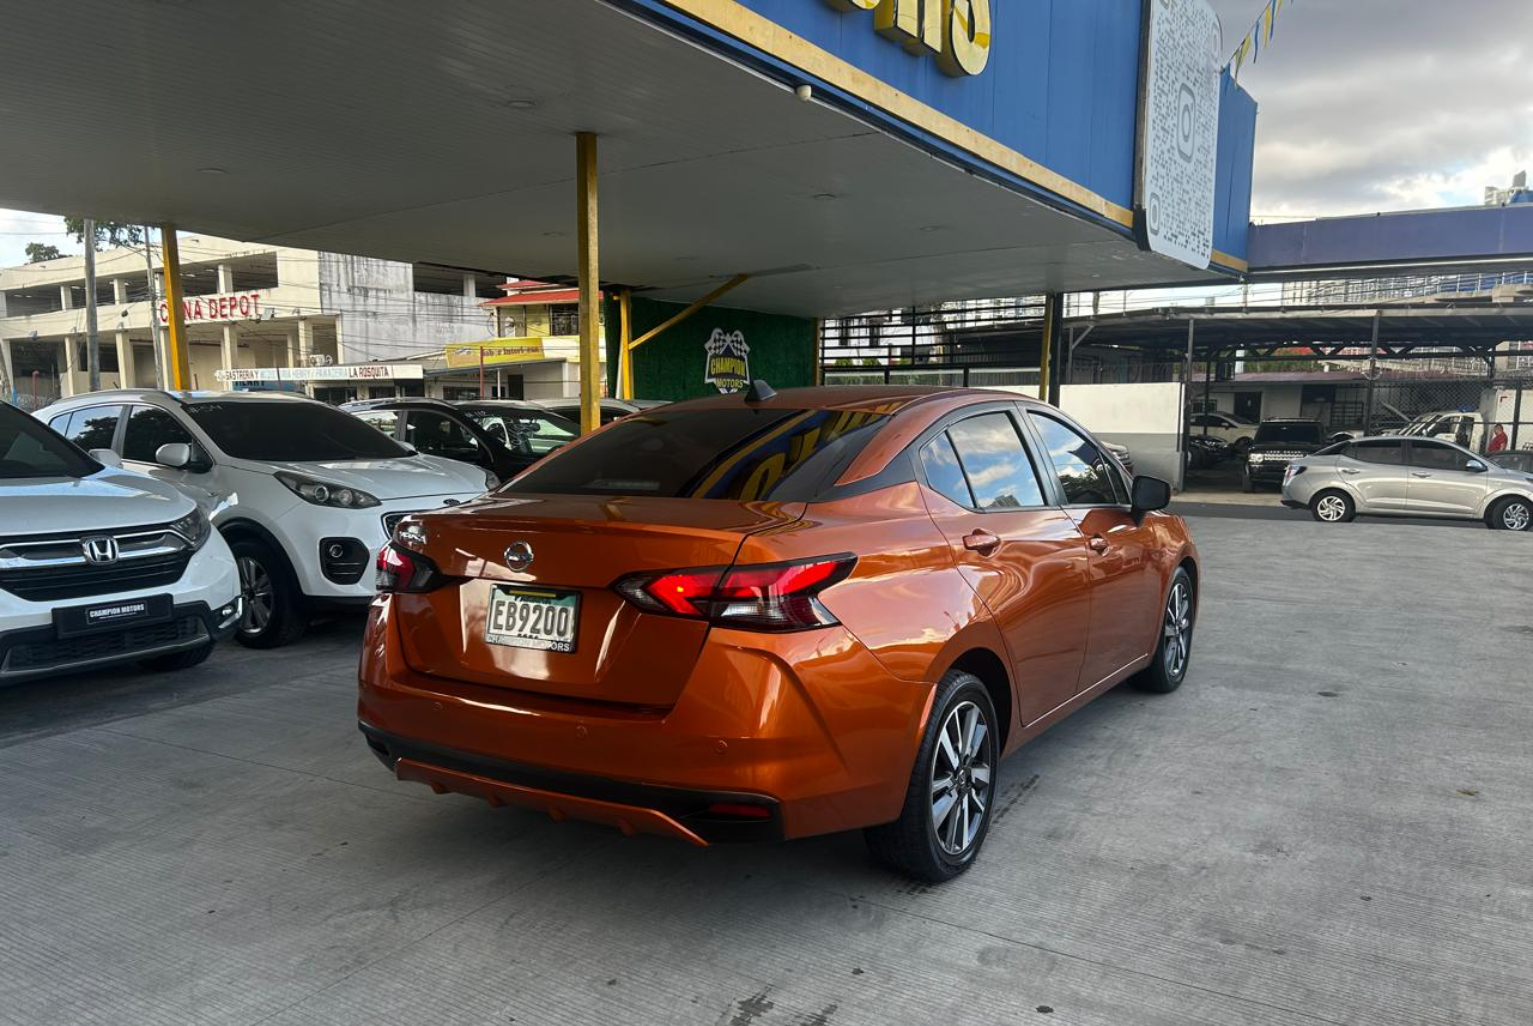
[{"left": 549, "top": 305, "right": 579, "bottom": 335}]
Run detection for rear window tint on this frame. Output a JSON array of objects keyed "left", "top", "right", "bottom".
[{"left": 506, "top": 407, "right": 891, "bottom": 500}]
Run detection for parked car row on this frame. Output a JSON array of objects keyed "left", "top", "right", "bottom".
[{"left": 2, "top": 390, "right": 676, "bottom": 677}]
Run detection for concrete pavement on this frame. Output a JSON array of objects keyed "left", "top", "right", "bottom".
[{"left": 1, "top": 516, "right": 1530, "bottom": 1026}]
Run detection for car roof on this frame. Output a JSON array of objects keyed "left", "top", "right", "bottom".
[
  {"left": 454, "top": 399, "right": 552, "bottom": 411},
  {"left": 645, "top": 385, "right": 1039, "bottom": 415},
  {"left": 48, "top": 388, "right": 319, "bottom": 407},
  {"left": 342, "top": 397, "right": 455, "bottom": 411}
]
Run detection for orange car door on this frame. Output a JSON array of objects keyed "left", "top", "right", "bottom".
[
  {"left": 1027, "top": 412, "right": 1162, "bottom": 692},
  {"left": 916, "top": 410, "right": 1092, "bottom": 725}
]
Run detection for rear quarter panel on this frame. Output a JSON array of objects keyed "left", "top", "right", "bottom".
[{"left": 730, "top": 480, "right": 991, "bottom": 687}]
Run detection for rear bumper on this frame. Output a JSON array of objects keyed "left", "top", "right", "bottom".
[
  {"left": 357, "top": 597, "right": 934, "bottom": 843},
  {"left": 360, "top": 723, "right": 783, "bottom": 844}
]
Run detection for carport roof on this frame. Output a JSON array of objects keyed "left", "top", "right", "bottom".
[
  {"left": 1052, "top": 302, "right": 1533, "bottom": 358},
  {"left": 0, "top": 0, "right": 1240, "bottom": 319}
]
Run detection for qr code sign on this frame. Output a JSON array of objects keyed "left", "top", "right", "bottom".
[{"left": 1140, "top": 0, "right": 1222, "bottom": 270}]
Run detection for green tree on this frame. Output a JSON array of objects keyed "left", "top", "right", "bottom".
[
  {"left": 24, "top": 242, "right": 63, "bottom": 263},
  {"left": 62, "top": 217, "right": 144, "bottom": 250}
]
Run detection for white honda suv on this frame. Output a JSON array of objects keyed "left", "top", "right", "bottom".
[
  {"left": 40, "top": 390, "right": 490, "bottom": 647},
  {"left": 1, "top": 401, "right": 242, "bottom": 684}
]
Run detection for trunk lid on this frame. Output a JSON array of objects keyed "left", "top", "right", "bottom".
[{"left": 396, "top": 494, "right": 806, "bottom": 706}]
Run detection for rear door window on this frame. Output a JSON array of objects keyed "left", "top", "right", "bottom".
[
  {"left": 1029, "top": 413, "right": 1127, "bottom": 506},
  {"left": 945, "top": 413, "right": 1046, "bottom": 511},
  {"left": 61, "top": 404, "right": 123, "bottom": 452},
  {"left": 1350, "top": 439, "right": 1405, "bottom": 464}
]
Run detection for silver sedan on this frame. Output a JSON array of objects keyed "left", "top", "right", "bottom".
[{"left": 1281, "top": 436, "right": 1533, "bottom": 531}]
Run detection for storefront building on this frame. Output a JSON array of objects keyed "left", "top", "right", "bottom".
[{"left": 0, "top": 235, "right": 505, "bottom": 408}]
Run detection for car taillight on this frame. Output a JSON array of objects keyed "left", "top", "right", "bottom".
[
  {"left": 375, "top": 542, "right": 448, "bottom": 594},
  {"left": 613, "top": 555, "right": 855, "bottom": 632}
]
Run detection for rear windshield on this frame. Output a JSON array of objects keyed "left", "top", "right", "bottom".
[
  {"left": 1255, "top": 422, "right": 1323, "bottom": 444},
  {"left": 187, "top": 401, "right": 409, "bottom": 461},
  {"left": 0, "top": 405, "right": 100, "bottom": 480},
  {"left": 505, "top": 407, "right": 891, "bottom": 500}
]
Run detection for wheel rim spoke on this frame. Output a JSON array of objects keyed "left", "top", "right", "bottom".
[
  {"left": 937, "top": 724, "right": 960, "bottom": 771},
  {"left": 932, "top": 791, "right": 958, "bottom": 831}
]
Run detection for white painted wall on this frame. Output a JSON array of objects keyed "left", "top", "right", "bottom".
[{"left": 318, "top": 253, "right": 497, "bottom": 364}]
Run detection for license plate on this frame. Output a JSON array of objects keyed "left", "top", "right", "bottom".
[
  {"left": 56, "top": 594, "right": 173, "bottom": 638},
  {"left": 485, "top": 586, "right": 579, "bottom": 652}
]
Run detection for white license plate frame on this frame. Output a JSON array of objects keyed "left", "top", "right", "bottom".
[{"left": 484, "top": 585, "right": 579, "bottom": 653}]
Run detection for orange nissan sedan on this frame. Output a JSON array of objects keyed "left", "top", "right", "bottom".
[{"left": 358, "top": 385, "right": 1198, "bottom": 881}]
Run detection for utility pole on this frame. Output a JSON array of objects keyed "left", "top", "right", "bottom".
[
  {"left": 140, "top": 227, "right": 166, "bottom": 389},
  {"left": 83, "top": 219, "right": 101, "bottom": 392}
]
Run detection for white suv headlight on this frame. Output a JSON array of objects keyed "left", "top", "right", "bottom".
[
  {"left": 276, "top": 471, "right": 382, "bottom": 509},
  {"left": 483, "top": 469, "right": 501, "bottom": 490},
  {"left": 168, "top": 507, "right": 211, "bottom": 549}
]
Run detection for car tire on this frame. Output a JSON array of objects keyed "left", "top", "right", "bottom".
[
  {"left": 230, "top": 536, "right": 307, "bottom": 649},
  {"left": 1487, "top": 496, "right": 1533, "bottom": 532},
  {"left": 1310, "top": 490, "right": 1356, "bottom": 524},
  {"left": 1131, "top": 567, "right": 1195, "bottom": 694},
  {"left": 1233, "top": 438, "right": 1252, "bottom": 455},
  {"left": 865, "top": 670, "right": 1000, "bottom": 883},
  {"left": 139, "top": 642, "right": 214, "bottom": 672}
]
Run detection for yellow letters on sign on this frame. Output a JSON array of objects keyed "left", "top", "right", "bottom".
[
  {"left": 939, "top": 0, "right": 991, "bottom": 77},
  {"left": 825, "top": 0, "right": 991, "bottom": 76}
]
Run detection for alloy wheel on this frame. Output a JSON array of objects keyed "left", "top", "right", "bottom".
[
  {"left": 238, "top": 556, "right": 275, "bottom": 635},
  {"left": 1163, "top": 580, "right": 1193, "bottom": 679},
  {"left": 1504, "top": 502, "right": 1532, "bottom": 532},
  {"left": 930, "top": 700, "right": 993, "bottom": 856},
  {"left": 1316, "top": 495, "right": 1348, "bottom": 522}
]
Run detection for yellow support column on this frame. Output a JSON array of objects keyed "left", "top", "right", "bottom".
[
  {"left": 576, "top": 132, "right": 601, "bottom": 435},
  {"left": 1038, "top": 294, "right": 1054, "bottom": 403},
  {"left": 618, "top": 287, "right": 634, "bottom": 401},
  {"left": 160, "top": 226, "right": 192, "bottom": 390}
]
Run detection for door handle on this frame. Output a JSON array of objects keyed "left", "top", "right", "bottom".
[
  {"left": 963, "top": 530, "right": 1001, "bottom": 554},
  {"left": 1411, "top": 472, "right": 1433, "bottom": 479},
  {"left": 1088, "top": 535, "right": 1109, "bottom": 554},
  {"left": 1340, "top": 468, "right": 1361, "bottom": 475}
]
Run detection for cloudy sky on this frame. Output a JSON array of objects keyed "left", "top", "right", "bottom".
[
  {"left": 3, "top": 1, "right": 1530, "bottom": 265},
  {"left": 1209, "top": 0, "right": 1533, "bottom": 219}
]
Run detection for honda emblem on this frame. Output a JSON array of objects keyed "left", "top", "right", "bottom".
[{"left": 82, "top": 535, "right": 120, "bottom": 565}]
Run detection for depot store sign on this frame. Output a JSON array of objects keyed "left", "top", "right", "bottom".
[
  {"left": 826, "top": 0, "right": 991, "bottom": 76},
  {"left": 157, "top": 292, "right": 263, "bottom": 325}
]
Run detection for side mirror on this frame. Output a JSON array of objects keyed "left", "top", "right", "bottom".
[
  {"left": 89, "top": 448, "right": 122, "bottom": 468},
  {"left": 1131, "top": 475, "right": 1172, "bottom": 513},
  {"left": 155, "top": 442, "right": 192, "bottom": 469},
  {"left": 1466, "top": 460, "right": 1488, "bottom": 473}
]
